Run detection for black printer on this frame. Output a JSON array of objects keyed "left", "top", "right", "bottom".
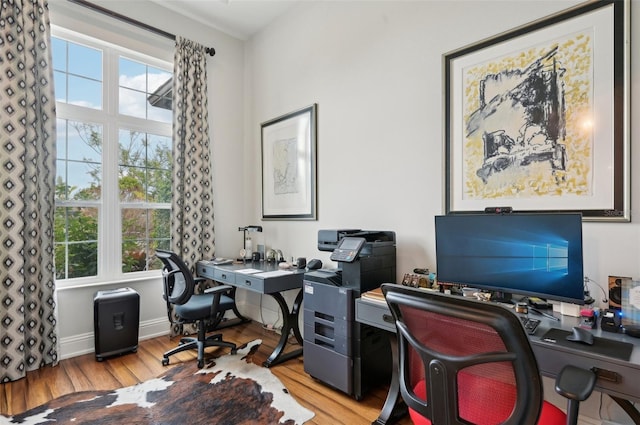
[
  {"left": 309, "top": 229, "right": 396, "bottom": 290},
  {"left": 303, "top": 229, "right": 395, "bottom": 399}
]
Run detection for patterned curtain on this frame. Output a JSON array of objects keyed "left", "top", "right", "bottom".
[
  {"left": 0, "top": 0, "right": 58, "bottom": 382},
  {"left": 169, "top": 37, "right": 215, "bottom": 335}
]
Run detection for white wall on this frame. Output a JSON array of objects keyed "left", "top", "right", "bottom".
[{"left": 244, "top": 1, "right": 640, "bottom": 423}]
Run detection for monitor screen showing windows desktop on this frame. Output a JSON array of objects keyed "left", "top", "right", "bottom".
[{"left": 435, "top": 213, "right": 585, "bottom": 305}]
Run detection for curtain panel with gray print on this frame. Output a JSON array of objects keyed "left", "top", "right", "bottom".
[
  {"left": 0, "top": 0, "right": 58, "bottom": 382},
  {"left": 169, "top": 37, "right": 216, "bottom": 336}
]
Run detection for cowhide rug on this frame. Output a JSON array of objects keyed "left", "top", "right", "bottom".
[{"left": 3, "top": 339, "right": 314, "bottom": 425}]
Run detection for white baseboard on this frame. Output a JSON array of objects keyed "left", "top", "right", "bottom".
[{"left": 58, "top": 317, "right": 169, "bottom": 360}]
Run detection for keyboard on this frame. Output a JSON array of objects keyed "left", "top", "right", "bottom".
[{"left": 519, "top": 316, "right": 541, "bottom": 335}]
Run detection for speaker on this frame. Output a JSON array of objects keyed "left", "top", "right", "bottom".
[
  {"left": 608, "top": 276, "right": 623, "bottom": 310},
  {"left": 601, "top": 308, "right": 622, "bottom": 333}
]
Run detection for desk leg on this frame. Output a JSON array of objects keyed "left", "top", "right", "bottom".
[
  {"left": 263, "top": 289, "right": 304, "bottom": 368},
  {"left": 374, "top": 333, "right": 408, "bottom": 425},
  {"left": 610, "top": 396, "right": 640, "bottom": 425}
]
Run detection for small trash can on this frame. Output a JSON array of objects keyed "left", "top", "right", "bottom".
[{"left": 93, "top": 287, "right": 140, "bottom": 361}]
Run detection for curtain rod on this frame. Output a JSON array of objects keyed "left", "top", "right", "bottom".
[{"left": 67, "top": 0, "right": 216, "bottom": 56}]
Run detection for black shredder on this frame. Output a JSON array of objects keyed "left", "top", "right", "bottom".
[{"left": 93, "top": 287, "right": 140, "bottom": 361}]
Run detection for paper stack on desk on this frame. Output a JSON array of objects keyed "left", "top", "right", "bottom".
[{"left": 361, "top": 287, "right": 386, "bottom": 303}]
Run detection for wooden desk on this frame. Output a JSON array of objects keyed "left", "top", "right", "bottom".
[
  {"left": 197, "top": 260, "right": 305, "bottom": 367},
  {"left": 355, "top": 293, "right": 640, "bottom": 425}
]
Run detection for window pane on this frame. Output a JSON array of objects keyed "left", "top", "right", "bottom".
[
  {"left": 122, "top": 208, "right": 147, "bottom": 240},
  {"left": 68, "top": 121, "right": 102, "bottom": 163},
  {"left": 119, "top": 87, "right": 147, "bottom": 119},
  {"left": 119, "top": 130, "right": 171, "bottom": 203},
  {"left": 122, "top": 208, "right": 149, "bottom": 272},
  {"left": 55, "top": 159, "right": 68, "bottom": 200},
  {"left": 148, "top": 66, "right": 171, "bottom": 93},
  {"left": 119, "top": 129, "right": 146, "bottom": 167},
  {"left": 68, "top": 75, "right": 102, "bottom": 109},
  {"left": 68, "top": 42, "right": 102, "bottom": 80},
  {"left": 53, "top": 38, "right": 103, "bottom": 109},
  {"left": 146, "top": 134, "right": 171, "bottom": 162},
  {"left": 67, "top": 161, "right": 101, "bottom": 200},
  {"left": 52, "top": 37, "right": 67, "bottom": 72},
  {"left": 119, "top": 165, "right": 145, "bottom": 202},
  {"left": 119, "top": 57, "right": 172, "bottom": 123},
  {"left": 54, "top": 207, "right": 98, "bottom": 279},
  {"left": 57, "top": 120, "right": 102, "bottom": 201},
  {"left": 148, "top": 103, "right": 172, "bottom": 123},
  {"left": 68, "top": 242, "right": 98, "bottom": 278},
  {"left": 122, "top": 239, "right": 148, "bottom": 273},
  {"left": 54, "top": 70, "right": 67, "bottom": 103},
  {"left": 119, "top": 58, "right": 146, "bottom": 90},
  {"left": 150, "top": 209, "right": 170, "bottom": 239},
  {"left": 147, "top": 255, "right": 163, "bottom": 271},
  {"left": 148, "top": 168, "right": 171, "bottom": 203}
]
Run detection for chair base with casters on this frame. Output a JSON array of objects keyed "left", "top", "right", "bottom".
[{"left": 162, "top": 319, "right": 237, "bottom": 368}]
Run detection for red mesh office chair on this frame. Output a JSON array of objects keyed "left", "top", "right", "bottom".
[{"left": 382, "top": 284, "right": 595, "bottom": 425}]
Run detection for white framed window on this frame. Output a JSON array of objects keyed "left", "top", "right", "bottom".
[{"left": 52, "top": 27, "right": 173, "bottom": 285}]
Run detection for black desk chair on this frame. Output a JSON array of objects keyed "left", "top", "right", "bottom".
[
  {"left": 156, "top": 249, "right": 237, "bottom": 368},
  {"left": 381, "top": 284, "right": 596, "bottom": 425}
]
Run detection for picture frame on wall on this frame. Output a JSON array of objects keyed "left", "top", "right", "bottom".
[
  {"left": 261, "top": 104, "right": 317, "bottom": 220},
  {"left": 444, "top": 0, "right": 630, "bottom": 221}
]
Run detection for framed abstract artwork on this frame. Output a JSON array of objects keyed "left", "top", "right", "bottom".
[
  {"left": 444, "top": 0, "right": 630, "bottom": 221},
  {"left": 261, "top": 104, "right": 317, "bottom": 220}
]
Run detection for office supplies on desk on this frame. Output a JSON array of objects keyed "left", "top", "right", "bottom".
[
  {"left": 235, "top": 268, "right": 262, "bottom": 274},
  {"left": 580, "top": 308, "right": 597, "bottom": 329},
  {"left": 530, "top": 307, "right": 560, "bottom": 321},
  {"left": 519, "top": 316, "right": 540, "bottom": 335},
  {"left": 257, "top": 270, "right": 294, "bottom": 278},
  {"left": 238, "top": 225, "right": 262, "bottom": 260},
  {"left": 211, "top": 258, "right": 233, "bottom": 265}
]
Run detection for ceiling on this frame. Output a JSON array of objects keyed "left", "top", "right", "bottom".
[{"left": 148, "top": 0, "right": 301, "bottom": 40}]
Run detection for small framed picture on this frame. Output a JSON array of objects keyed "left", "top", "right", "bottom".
[{"left": 261, "top": 104, "right": 317, "bottom": 220}]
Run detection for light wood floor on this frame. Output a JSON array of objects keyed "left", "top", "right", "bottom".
[{"left": 0, "top": 321, "right": 412, "bottom": 424}]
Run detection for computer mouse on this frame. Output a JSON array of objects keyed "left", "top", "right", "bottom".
[
  {"left": 566, "top": 326, "right": 594, "bottom": 345},
  {"left": 307, "top": 259, "right": 322, "bottom": 270}
]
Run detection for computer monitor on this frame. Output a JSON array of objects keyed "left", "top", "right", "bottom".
[{"left": 435, "top": 213, "right": 585, "bottom": 305}]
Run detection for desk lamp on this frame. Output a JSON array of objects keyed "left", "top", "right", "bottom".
[{"left": 238, "top": 225, "right": 263, "bottom": 259}]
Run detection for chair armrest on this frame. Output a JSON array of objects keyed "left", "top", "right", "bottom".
[
  {"left": 555, "top": 364, "right": 596, "bottom": 402},
  {"left": 204, "top": 285, "right": 234, "bottom": 295}
]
